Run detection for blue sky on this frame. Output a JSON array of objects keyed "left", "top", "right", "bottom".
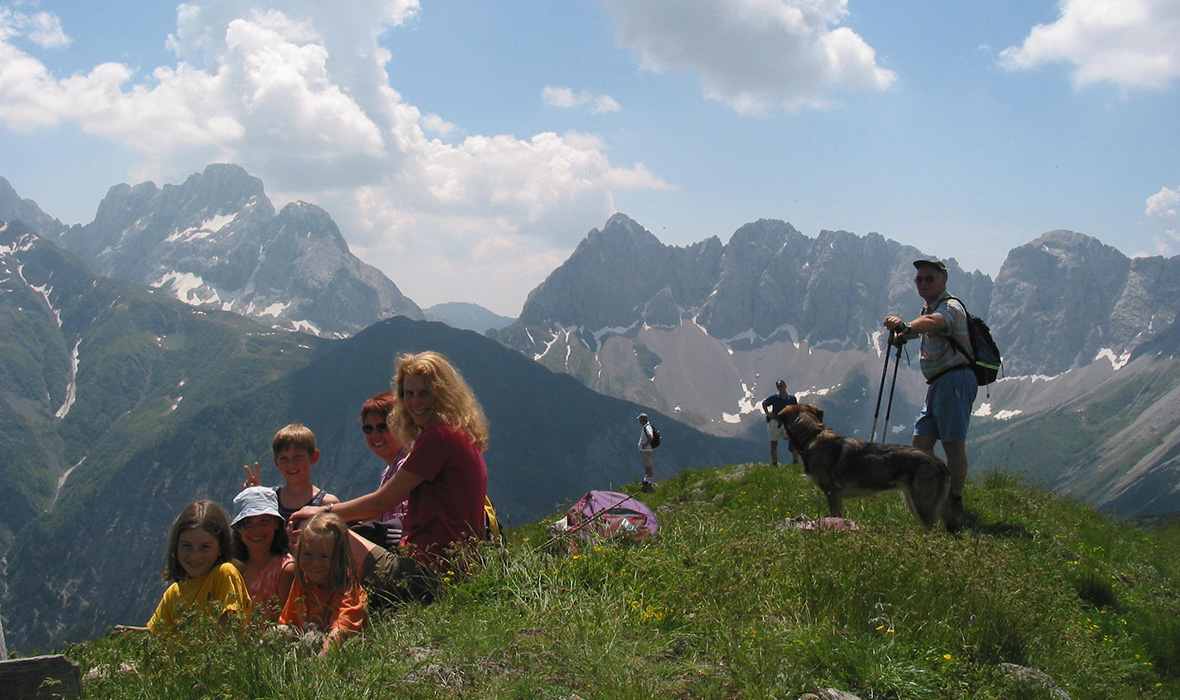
[{"left": 2, "top": 0, "right": 1178, "bottom": 316}]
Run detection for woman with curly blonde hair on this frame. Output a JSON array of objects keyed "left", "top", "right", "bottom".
[
  {"left": 291, "top": 351, "right": 488, "bottom": 604},
  {"left": 390, "top": 350, "right": 489, "bottom": 450}
]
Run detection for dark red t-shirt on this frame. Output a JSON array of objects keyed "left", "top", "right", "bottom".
[{"left": 400, "top": 424, "right": 487, "bottom": 567}]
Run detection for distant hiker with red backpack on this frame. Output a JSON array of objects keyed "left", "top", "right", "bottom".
[
  {"left": 637, "top": 413, "right": 657, "bottom": 492},
  {"left": 883, "top": 257, "right": 978, "bottom": 522}
]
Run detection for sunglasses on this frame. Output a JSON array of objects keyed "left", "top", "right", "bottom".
[
  {"left": 914, "top": 274, "right": 939, "bottom": 284},
  {"left": 361, "top": 423, "right": 390, "bottom": 435}
]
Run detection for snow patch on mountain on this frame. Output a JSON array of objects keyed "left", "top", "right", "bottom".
[
  {"left": 718, "top": 329, "right": 759, "bottom": 349},
  {"left": 153, "top": 270, "right": 223, "bottom": 306},
  {"left": 871, "top": 330, "right": 887, "bottom": 357},
  {"left": 595, "top": 322, "right": 638, "bottom": 347},
  {"left": 165, "top": 213, "right": 237, "bottom": 243},
  {"left": 797, "top": 386, "right": 836, "bottom": 400},
  {"left": 0, "top": 226, "right": 37, "bottom": 254},
  {"left": 25, "top": 272, "right": 61, "bottom": 327},
  {"left": 1095, "top": 347, "right": 1132, "bottom": 370},
  {"left": 54, "top": 339, "right": 80, "bottom": 419},
  {"left": 249, "top": 301, "right": 291, "bottom": 318},
  {"left": 289, "top": 318, "right": 324, "bottom": 336},
  {"left": 50, "top": 456, "right": 85, "bottom": 511},
  {"left": 534, "top": 328, "right": 565, "bottom": 361},
  {"left": 735, "top": 381, "right": 758, "bottom": 416},
  {"left": 974, "top": 403, "right": 1024, "bottom": 420}
]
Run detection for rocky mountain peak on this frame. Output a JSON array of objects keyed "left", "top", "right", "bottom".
[
  {"left": 988, "top": 229, "right": 1156, "bottom": 375},
  {"left": 1029, "top": 229, "right": 1126, "bottom": 262},
  {"left": 518, "top": 214, "right": 679, "bottom": 330},
  {"left": 726, "top": 218, "right": 801, "bottom": 252},
  {"left": 494, "top": 215, "right": 1180, "bottom": 452},
  {"left": 580, "top": 212, "right": 666, "bottom": 260},
  {"left": 272, "top": 201, "right": 351, "bottom": 252},
  {"left": 0, "top": 176, "right": 67, "bottom": 236},
  {"left": 7, "top": 165, "right": 421, "bottom": 337}
]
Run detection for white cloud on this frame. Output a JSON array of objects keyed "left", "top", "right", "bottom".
[
  {"left": 999, "top": 0, "right": 1180, "bottom": 90},
  {"left": 593, "top": 95, "right": 622, "bottom": 114},
  {"left": 542, "top": 85, "right": 580, "bottom": 109},
  {"left": 603, "top": 0, "right": 896, "bottom": 114},
  {"left": 0, "top": 7, "right": 70, "bottom": 49},
  {"left": 1146, "top": 186, "right": 1179, "bottom": 218},
  {"left": 0, "top": 0, "right": 670, "bottom": 314},
  {"left": 542, "top": 85, "right": 623, "bottom": 114},
  {"left": 1147, "top": 185, "right": 1180, "bottom": 252}
]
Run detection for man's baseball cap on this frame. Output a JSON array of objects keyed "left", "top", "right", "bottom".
[
  {"left": 775, "top": 379, "right": 786, "bottom": 387},
  {"left": 912, "top": 257, "right": 948, "bottom": 274},
  {"left": 636, "top": 413, "right": 648, "bottom": 420}
]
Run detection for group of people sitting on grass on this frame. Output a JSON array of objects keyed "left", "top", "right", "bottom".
[{"left": 134, "top": 351, "right": 490, "bottom": 657}]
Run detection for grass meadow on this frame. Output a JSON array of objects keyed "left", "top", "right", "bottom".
[{"left": 68, "top": 463, "right": 1180, "bottom": 699}]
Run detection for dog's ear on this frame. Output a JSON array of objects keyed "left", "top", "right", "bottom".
[{"left": 803, "top": 404, "right": 823, "bottom": 422}]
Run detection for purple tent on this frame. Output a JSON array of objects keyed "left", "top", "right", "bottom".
[{"left": 561, "top": 490, "right": 659, "bottom": 542}]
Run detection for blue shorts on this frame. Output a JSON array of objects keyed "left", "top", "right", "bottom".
[{"left": 914, "top": 367, "right": 977, "bottom": 443}]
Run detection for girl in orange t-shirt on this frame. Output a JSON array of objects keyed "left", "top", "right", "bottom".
[
  {"left": 230, "top": 486, "right": 293, "bottom": 622},
  {"left": 279, "top": 512, "right": 366, "bottom": 657}
]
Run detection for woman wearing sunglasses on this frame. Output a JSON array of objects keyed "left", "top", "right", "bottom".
[
  {"left": 291, "top": 352, "right": 488, "bottom": 605},
  {"left": 352, "top": 392, "right": 409, "bottom": 548}
]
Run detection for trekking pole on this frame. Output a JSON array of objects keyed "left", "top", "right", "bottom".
[
  {"left": 869, "top": 330, "right": 895, "bottom": 443},
  {"left": 880, "top": 335, "right": 905, "bottom": 444}
]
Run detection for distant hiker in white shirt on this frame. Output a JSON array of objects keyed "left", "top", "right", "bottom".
[{"left": 637, "top": 413, "right": 655, "bottom": 492}]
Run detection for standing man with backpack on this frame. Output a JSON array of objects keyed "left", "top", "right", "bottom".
[
  {"left": 883, "top": 258, "right": 977, "bottom": 521},
  {"left": 637, "top": 413, "right": 656, "bottom": 492}
]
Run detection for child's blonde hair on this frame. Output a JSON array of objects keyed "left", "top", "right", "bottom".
[
  {"left": 293, "top": 512, "right": 358, "bottom": 594},
  {"left": 392, "top": 351, "right": 489, "bottom": 450},
  {"left": 161, "top": 500, "right": 233, "bottom": 582},
  {"left": 272, "top": 423, "right": 317, "bottom": 458}
]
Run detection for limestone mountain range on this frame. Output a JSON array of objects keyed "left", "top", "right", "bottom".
[{"left": 1, "top": 165, "right": 422, "bottom": 339}]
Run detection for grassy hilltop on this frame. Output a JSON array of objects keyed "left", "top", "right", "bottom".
[{"left": 69, "top": 463, "right": 1179, "bottom": 699}]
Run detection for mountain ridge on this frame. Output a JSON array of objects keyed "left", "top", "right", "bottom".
[
  {"left": 2, "top": 165, "right": 424, "bottom": 338},
  {"left": 425, "top": 302, "right": 514, "bottom": 332},
  {"left": 489, "top": 214, "right": 1180, "bottom": 521}
]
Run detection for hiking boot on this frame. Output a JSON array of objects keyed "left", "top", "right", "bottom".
[{"left": 641, "top": 478, "right": 655, "bottom": 493}]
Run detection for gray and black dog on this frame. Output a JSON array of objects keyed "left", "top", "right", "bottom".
[{"left": 776, "top": 404, "right": 959, "bottom": 532}]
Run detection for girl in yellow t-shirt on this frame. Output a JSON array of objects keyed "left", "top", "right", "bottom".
[
  {"left": 146, "top": 500, "right": 251, "bottom": 633},
  {"left": 279, "top": 512, "right": 367, "bottom": 657}
]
